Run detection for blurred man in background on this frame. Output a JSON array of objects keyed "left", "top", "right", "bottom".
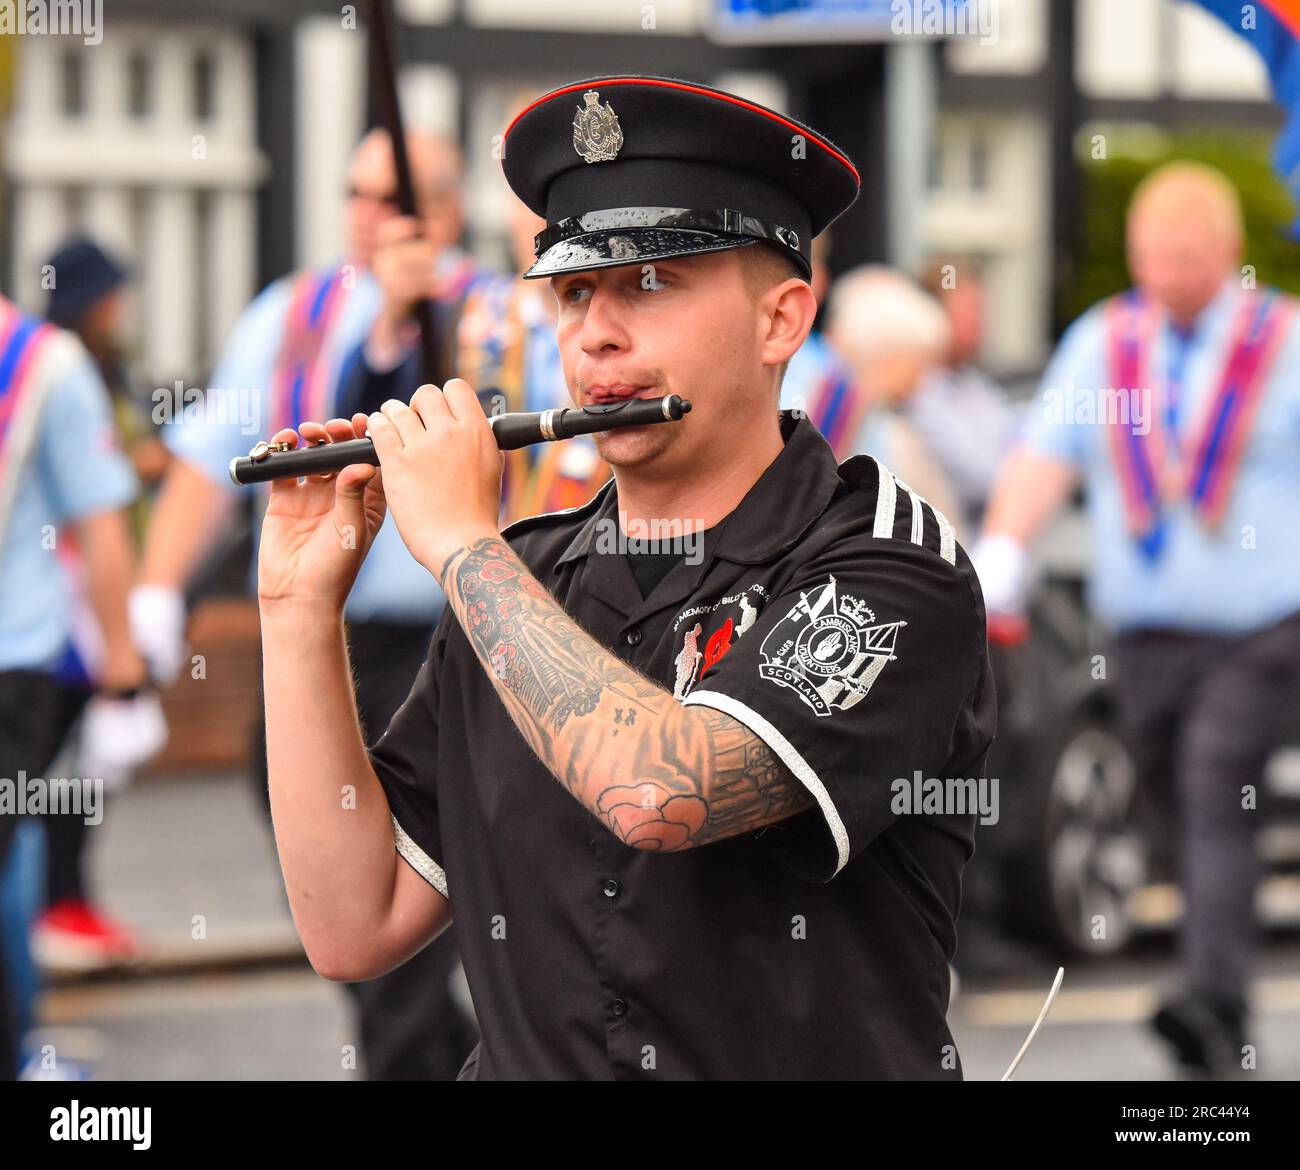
[
  {"left": 455, "top": 192, "right": 608, "bottom": 522},
  {"left": 0, "top": 292, "right": 160, "bottom": 1077},
  {"left": 974, "top": 161, "right": 1300, "bottom": 1074},
  {"left": 912, "top": 259, "right": 1014, "bottom": 531},
  {"left": 45, "top": 238, "right": 170, "bottom": 516},
  {"left": 132, "top": 127, "right": 478, "bottom": 1080},
  {"left": 341, "top": 96, "right": 601, "bottom": 525},
  {"left": 30, "top": 237, "right": 171, "bottom": 975},
  {"left": 823, "top": 265, "right": 964, "bottom": 539}
]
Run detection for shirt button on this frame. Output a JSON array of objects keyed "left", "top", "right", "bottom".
[
  {"left": 625, "top": 628, "right": 642, "bottom": 646},
  {"left": 611, "top": 998, "right": 628, "bottom": 1017},
  {"left": 602, "top": 878, "right": 621, "bottom": 898}
]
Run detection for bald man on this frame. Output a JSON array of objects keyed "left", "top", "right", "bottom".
[
  {"left": 821, "top": 265, "right": 964, "bottom": 539},
  {"left": 132, "top": 127, "right": 482, "bottom": 1079},
  {"left": 974, "top": 161, "right": 1300, "bottom": 1074}
]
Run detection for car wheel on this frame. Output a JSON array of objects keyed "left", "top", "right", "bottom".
[{"left": 1005, "top": 720, "right": 1149, "bottom": 957}]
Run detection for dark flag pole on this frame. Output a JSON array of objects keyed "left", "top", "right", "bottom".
[{"left": 368, "top": 0, "right": 441, "bottom": 383}]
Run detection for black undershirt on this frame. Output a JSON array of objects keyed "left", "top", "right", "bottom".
[{"left": 624, "top": 525, "right": 718, "bottom": 598}]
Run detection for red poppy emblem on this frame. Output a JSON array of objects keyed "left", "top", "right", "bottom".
[{"left": 702, "top": 617, "right": 735, "bottom": 672}]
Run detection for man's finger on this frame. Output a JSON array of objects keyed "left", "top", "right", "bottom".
[
  {"left": 379, "top": 398, "right": 423, "bottom": 446},
  {"left": 368, "top": 410, "right": 402, "bottom": 460},
  {"left": 410, "top": 383, "right": 451, "bottom": 428},
  {"left": 323, "top": 417, "right": 358, "bottom": 443},
  {"left": 441, "top": 378, "right": 484, "bottom": 423},
  {"left": 336, "top": 462, "right": 378, "bottom": 497}
]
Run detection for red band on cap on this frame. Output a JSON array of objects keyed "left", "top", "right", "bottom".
[{"left": 504, "top": 77, "right": 861, "bottom": 186}]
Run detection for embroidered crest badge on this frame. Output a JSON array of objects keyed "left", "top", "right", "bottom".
[
  {"left": 757, "top": 575, "right": 904, "bottom": 717},
  {"left": 572, "top": 90, "right": 624, "bottom": 163}
]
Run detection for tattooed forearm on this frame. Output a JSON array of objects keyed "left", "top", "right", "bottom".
[
  {"left": 438, "top": 537, "right": 814, "bottom": 851},
  {"left": 596, "top": 705, "right": 815, "bottom": 851}
]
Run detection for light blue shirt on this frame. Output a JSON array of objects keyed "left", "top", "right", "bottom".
[
  {"left": 165, "top": 266, "right": 445, "bottom": 623},
  {"left": 0, "top": 334, "right": 138, "bottom": 670},
  {"left": 1020, "top": 281, "right": 1300, "bottom": 635},
  {"left": 905, "top": 363, "right": 1014, "bottom": 528},
  {"left": 520, "top": 292, "right": 565, "bottom": 419},
  {"left": 779, "top": 330, "right": 840, "bottom": 416}
]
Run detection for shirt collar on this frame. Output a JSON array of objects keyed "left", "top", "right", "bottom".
[
  {"left": 553, "top": 410, "right": 842, "bottom": 570},
  {"left": 1160, "top": 278, "right": 1239, "bottom": 343}
]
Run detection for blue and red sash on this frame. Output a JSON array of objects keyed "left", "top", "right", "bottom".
[
  {"left": 521, "top": 436, "right": 608, "bottom": 520},
  {"left": 1105, "top": 288, "right": 1291, "bottom": 555},
  {"left": 0, "top": 302, "right": 57, "bottom": 500},
  {"left": 805, "top": 360, "right": 868, "bottom": 461},
  {"left": 269, "top": 266, "right": 351, "bottom": 434}
]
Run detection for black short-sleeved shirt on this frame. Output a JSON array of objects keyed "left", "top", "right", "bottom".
[{"left": 370, "top": 410, "right": 996, "bottom": 1080}]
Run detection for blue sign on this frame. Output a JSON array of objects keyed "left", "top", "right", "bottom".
[{"left": 709, "top": 0, "right": 993, "bottom": 45}]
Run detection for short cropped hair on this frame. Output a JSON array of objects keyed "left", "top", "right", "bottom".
[
  {"left": 740, "top": 242, "right": 806, "bottom": 299},
  {"left": 739, "top": 243, "right": 808, "bottom": 393}
]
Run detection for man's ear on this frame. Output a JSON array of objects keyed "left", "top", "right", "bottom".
[{"left": 759, "top": 279, "right": 818, "bottom": 367}]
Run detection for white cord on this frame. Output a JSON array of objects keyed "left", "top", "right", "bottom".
[{"left": 1001, "top": 966, "right": 1065, "bottom": 1082}]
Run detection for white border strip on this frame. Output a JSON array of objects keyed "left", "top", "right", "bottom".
[
  {"left": 931, "top": 502, "right": 957, "bottom": 565},
  {"left": 871, "top": 458, "right": 897, "bottom": 540},
  {"left": 391, "top": 814, "right": 449, "bottom": 898},
  {"left": 906, "top": 487, "right": 924, "bottom": 546},
  {"left": 682, "top": 688, "right": 850, "bottom": 877}
]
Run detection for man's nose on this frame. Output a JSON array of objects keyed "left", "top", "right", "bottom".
[{"left": 578, "top": 285, "right": 630, "bottom": 355}]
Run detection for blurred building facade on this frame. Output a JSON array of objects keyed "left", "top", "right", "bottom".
[{"left": 0, "top": 0, "right": 1282, "bottom": 390}]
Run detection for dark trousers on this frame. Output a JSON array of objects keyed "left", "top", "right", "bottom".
[
  {"left": 252, "top": 617, "right": 476, "bottom": 1080},
  {"left": 0, "top": 671, "right": 90, "bottom": 1080},
  {"left": 44, "top": 801, "right": 89, "bottom": 906},
  {"left": 1111, "top": 608, "right": 1300, "bottom": 1011}
]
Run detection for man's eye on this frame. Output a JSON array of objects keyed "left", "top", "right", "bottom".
[
  {"left": 641, "top": 274, "right": 670, "bottom": 292},
  {"left": 564, "top": 286, "right": 592, "bottom": 305}
]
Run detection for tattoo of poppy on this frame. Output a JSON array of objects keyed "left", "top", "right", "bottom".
[{"left": 597, "top": 783, "right": 709, "bottom": 850}]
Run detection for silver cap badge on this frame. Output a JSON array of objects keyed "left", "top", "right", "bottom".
[{"left": 572, "top": 90, "right": 624, "bottom": 164}]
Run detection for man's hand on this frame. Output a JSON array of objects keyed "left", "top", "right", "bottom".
[
  {"left": 969, "top": 533, "right": 1030, "bottom": 647},
  {"left": 76, "top": 692, "right": 168, "bottom": 789},
  {"left": 366, "top": 379, "right": 504, "bottom": 576},
  {"left": 257, "top": 415, "right": 388, "bottom": 611},
  {"left": 128, "top": 584, "right": 187, "bottom": 685},
  {"left": 372, "top": 215, "right": 442, "bottom": 326}
]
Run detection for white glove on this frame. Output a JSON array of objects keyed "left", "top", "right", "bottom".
[
  {"left": 128, "top": 585, "right": 187, "bottom": 686},
  {"left": 970, "top": 534, "right": 1030, "bottom": 617},
  {"left": 74, "top": 693, "right": 168, "bottom": 790}
]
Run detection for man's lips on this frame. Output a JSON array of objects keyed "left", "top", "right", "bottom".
[{"left": 584, "top": 385, "right": 657, "bottom": 404}]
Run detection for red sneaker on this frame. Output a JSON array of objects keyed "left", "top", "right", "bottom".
[{"left": 32, "top": 899, "right": 141, "bottom": 973}]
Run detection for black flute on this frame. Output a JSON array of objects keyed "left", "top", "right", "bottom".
[{"left": 229, "top": 395, "right": 692, "bottom": 485}]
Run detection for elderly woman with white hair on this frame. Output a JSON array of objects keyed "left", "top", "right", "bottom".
[{"left": 819, "top": 265, "right": 965, "bottom": 541}]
